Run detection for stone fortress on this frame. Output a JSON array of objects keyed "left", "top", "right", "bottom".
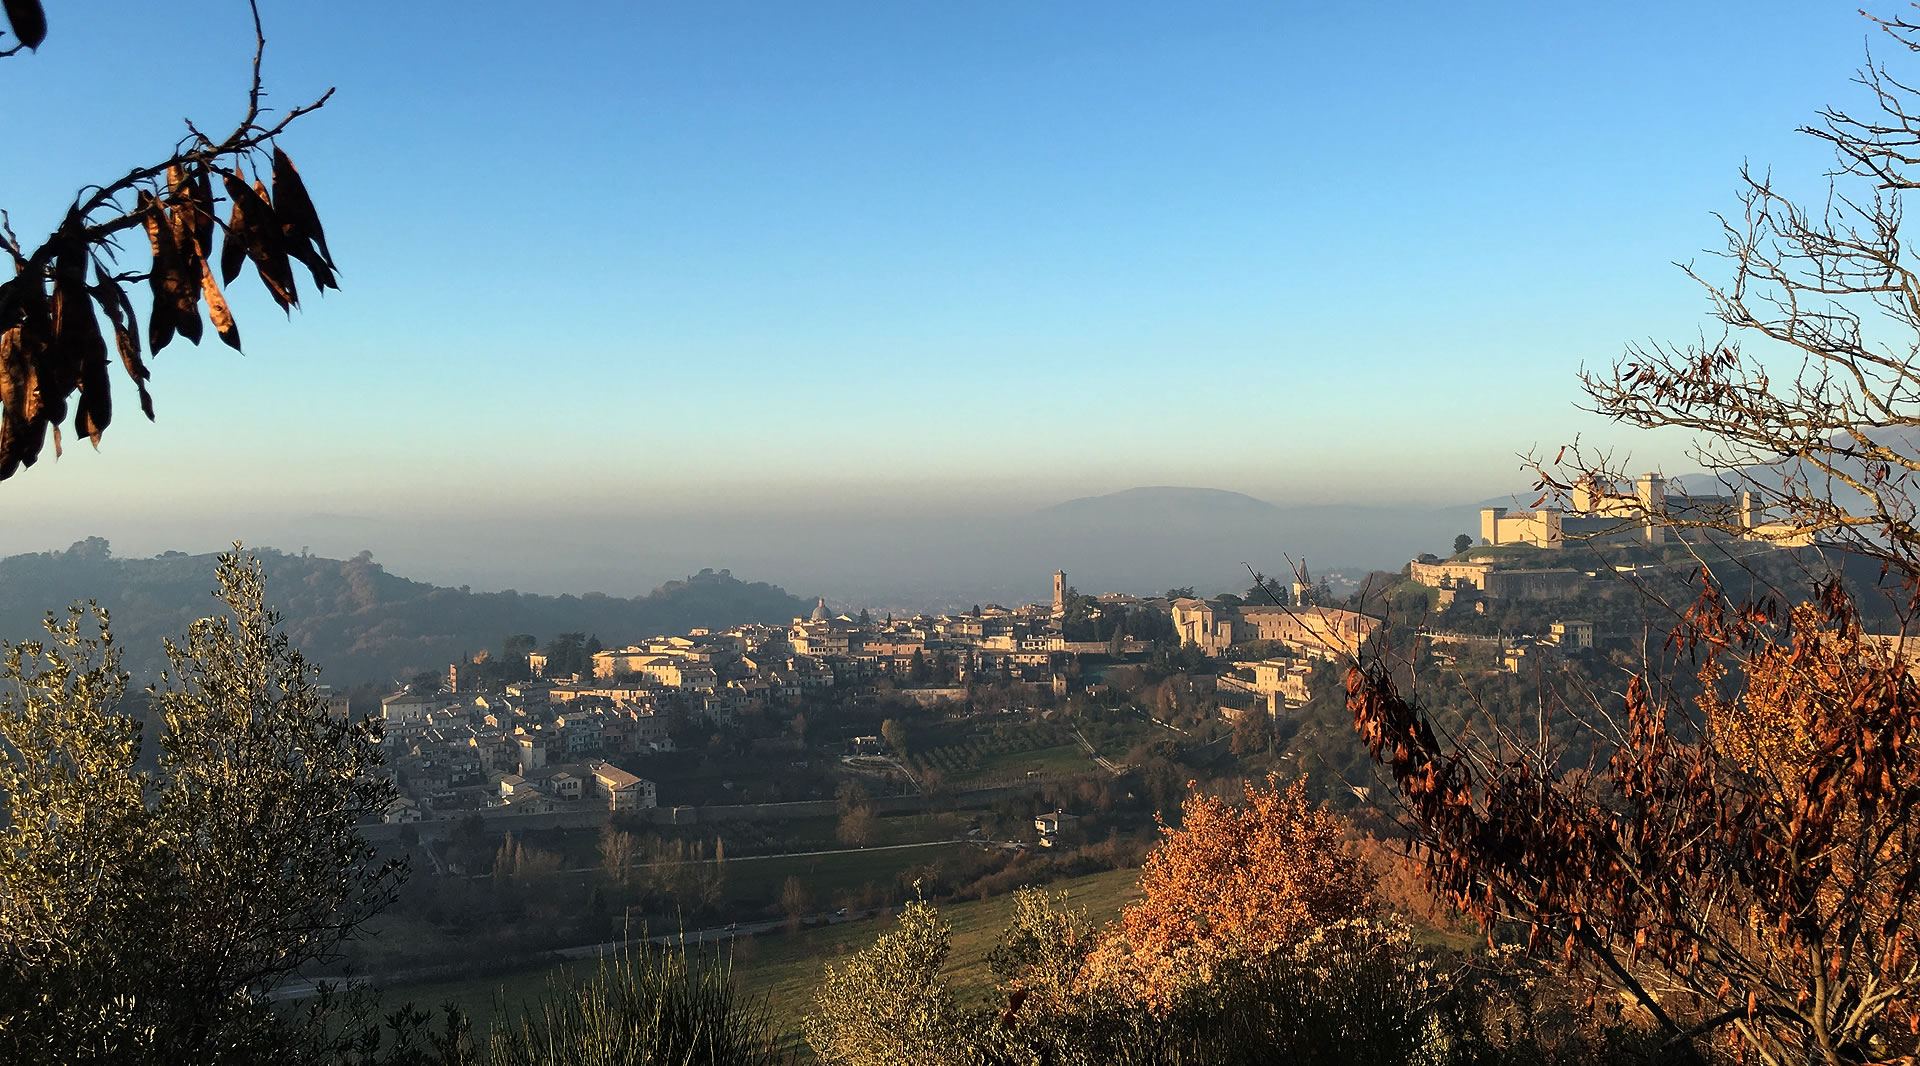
[{"left": 1480, "top": 472, "right": 1813, "bottom": 550}]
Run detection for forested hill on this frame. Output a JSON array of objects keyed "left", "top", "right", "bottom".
[{"left": 0, "top": 540, "right": 811, "bottom": 685}]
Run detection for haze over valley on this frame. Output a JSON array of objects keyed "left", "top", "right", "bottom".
[{"left": 0, "top": 484, "right": 1508, "bottom": 615}]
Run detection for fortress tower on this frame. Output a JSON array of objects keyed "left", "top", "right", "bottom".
[
  {"left": 1053, "top": 570, "right": 1068, "bottom": 615},
  {"left": 1635, "top": 473, "right": 1668, "bottom": 546}
]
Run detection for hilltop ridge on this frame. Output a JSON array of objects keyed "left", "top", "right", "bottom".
[{"left": 0, "top": 539, "right": 811, "bottom": 684}]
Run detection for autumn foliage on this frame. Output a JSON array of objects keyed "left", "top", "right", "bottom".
[
  {"left": 1078, "top": 777, "right": 1377, "bottom": 1011},
  {"left": 1350, "top": 578, "right": 1920, "bottom": 1064}
]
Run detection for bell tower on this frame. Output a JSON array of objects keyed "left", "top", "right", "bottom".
[{"left": 1052, "top": 570, "right": 1068, "bottom": 616}]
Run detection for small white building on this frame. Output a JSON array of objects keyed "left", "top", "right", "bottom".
[
  {"left": 1035, "top": 810, "right": 1078, "bottom": 845},
  {"left": 1549, "top": 620, "right": 1595, "bottom": 650},
  {"left": 381, "top": 690, "right": 460, "bottom": 726},
  {"left": 590, "top": 761, "right": 658, "bottom": 811},
  {"left": 385, "top": 796, "right": 423, "bottom": 824}
]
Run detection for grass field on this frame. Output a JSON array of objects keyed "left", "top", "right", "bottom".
[
  {"left": 386, "top": 866, "right": 1144, "bottom": 1057},
  {"left": 959, "top": 742, "right": 1094, "bottom": 784},
  {"left": 715, "top": 841, "right": 972, "bottom": 906}
]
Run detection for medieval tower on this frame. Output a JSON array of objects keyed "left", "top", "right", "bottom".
[{"left": 1053, "top": 570, "right": 1068, "bottom": 615}]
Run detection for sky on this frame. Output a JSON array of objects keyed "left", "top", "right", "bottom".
[{"left": 0, "top": 1, "right": 1900, "bottom": 593}]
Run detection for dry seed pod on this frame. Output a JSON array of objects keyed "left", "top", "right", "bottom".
[
  {"left": 42, "top": 244, "right": 92, "bottom": 434},
  {"left": 221, "top": 172, "right": 298, "bottom": 311},
  {"left": 201, "top": 261, "right": 240, "bottom": 351},
  {"left": 140, "top": 191, "right": 178, "bottom": 354},
  {"left": 0, "top": 324, "right": 18, "bottom": 411},
  {"left": 164, "top": 204, "right": 204, "bottom": 344},
  {"left": 221, "top": 186, "right": 248, "bottom": 286},
  {"left": 2, "top": 0, "right": 46, "bottom": 50},
  {"left": 190, "top": 166, "right": 216, "bottom": 259},
  {"left": 95, "top": 268, "right": 154, "bottom": 419},
  {"left": 0, "top": 281, "right": 52, "bottom": 476},
  {"left": 251, "top": 178, "right": 300, "bottom": 308},
  {"left": 271, "top": 147, "right": 337, "bottom": 289},
  {"left": 70, "top": 311, "right": 112, "bottom": 446},
  {"left": 271, "top": 147, "right": 332, "bottom": 266},
  {"left": 285, "top": 232, "right": 337, "bottom": 291}
]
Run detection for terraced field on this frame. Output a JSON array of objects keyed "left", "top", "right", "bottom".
[{"left": 909, "top": 721, "right": 1092, "bottom": 785}]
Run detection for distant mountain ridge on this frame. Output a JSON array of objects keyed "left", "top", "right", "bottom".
[
  {"left": 0, "top": 540, "right": 810, "bottom": 685},
  {"left": 923, "top": 484, "right": 1487, "bottom": 603},
  {"left": 1038, "top": 486, "right": 1282, "bottom": 515}
]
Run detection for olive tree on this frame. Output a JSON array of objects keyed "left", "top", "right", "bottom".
[
  {"left": 805, "top": 897, "right": 968, "bottom": 1066},
  {"left": 0, "top": 549, "right": 401, "bottom": 1063}
]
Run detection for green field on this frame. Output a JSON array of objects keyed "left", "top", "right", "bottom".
[
  {"left": 963, "top": 742, "right": 1094, "bottom": 783},
  {"left": 909, "top": 719, "right": 1098, "bottom": 786},
  {"left": 385, "top": 867, "right": 1143, "bottom": 1057},
  {"left": 715, "top": 841, "right": 972, "bottom": 905}
]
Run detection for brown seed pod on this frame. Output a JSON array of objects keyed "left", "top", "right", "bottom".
[
  {"left": 271, "top": 148, "right": 337, "bottom": 291},
  {"left": 94, "top": 267, "right": 153, "bottom": 420},
  {"left": 2, "top": 0, "right": 46, "bottom": 51},
  {"left": 251, "top": 178, "right": 301, "bottom": 307},
  {"left": 52, "top": 242, "right": 107, "bottom": 444},
  {"left": 164, "top": 203, "right": 204, "bottom": 345},
  {"left": 190, "top": 165, "right": 216, "bottom": 260},
  {"left": 271, "top": 147, "right": 332, "bottom": 265},
  {"left": 201, "top": 261, "right": 241, "bottom": 352},
  {"left": 285, "top": 230, "right": 337, "bottom": 291},
  {"left": 221, "top": 187, "right": 248, "bottom": 286},
  {"left": 221, "top": 171, "right": 299, "bottom": 311},
  {"left": 0, "top": 280, "right": 52, "bottom": 479},
  {"left": 140, "top": 191, "right": 178, "bottom": 355}
]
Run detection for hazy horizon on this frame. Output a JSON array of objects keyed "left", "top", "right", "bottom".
[{"left": 0, "top": 482, "right": 1553, "bottom": 609}]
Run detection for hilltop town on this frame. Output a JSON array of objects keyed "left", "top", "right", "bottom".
[
  {"left": 375, "top": 567, "right": 1382, "bottom": 827},
  {"left": 369, "top": 539, "right": 1641, "bottom": 830}
]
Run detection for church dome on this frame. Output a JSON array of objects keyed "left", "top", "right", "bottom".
[{"left": 810, "top": 598, "right": 830, "bottom": 622}]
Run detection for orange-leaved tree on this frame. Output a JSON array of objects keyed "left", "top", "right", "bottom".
[
  {"left": 1077, "top": 776, "right": 1377, "bottom": 1011},
  {"left": 1349, "top": 578, "right": 1920, "bottom": 1065}
]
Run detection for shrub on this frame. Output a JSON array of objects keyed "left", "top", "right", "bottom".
[
  {"left": 486, "top": 946, "right": 778, "bottom": 1066},
  {"left": 805, "top": 896, "right": 968, "bottom": 1066},
  {"left": 1077, "top": 776, "right": 1376, "bottom": 1011}
]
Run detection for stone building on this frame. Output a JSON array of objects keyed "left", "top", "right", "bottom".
[{"left": 1480, "top": 473, "right": 1814, "bottom": 550}]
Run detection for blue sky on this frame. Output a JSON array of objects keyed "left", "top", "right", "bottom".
[{"left": 0, "top": 1, "right": 1896, "bottom": 574}]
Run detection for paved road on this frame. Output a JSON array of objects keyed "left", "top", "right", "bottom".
[
  {"left": 1071, "top": 728, "right": 1128, "bottom": 775},
  {"left": 559, "top": 905, "right": 892, "bottom": 958},
  {"left": 465, "top": 835, "right": 970, "bottom": 880},
  {"left": 1137, "top": 708, "right": 1189, "bottom": 736}
]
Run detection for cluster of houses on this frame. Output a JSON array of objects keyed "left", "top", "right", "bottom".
[
  {"left": 537, "top": 582, "right": 1156, "bottom": 703},
  {"left": 379, "top": 572, "right": 1158, "bottom": 824},
  {"left": 376, "top": 681, "right": 670, "bottom": 824}
]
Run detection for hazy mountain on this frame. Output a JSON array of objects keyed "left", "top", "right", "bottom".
[
  {"left": 1002, "top": 486, "right": 1481, "bottom": 599},
  {"left": 1038, "top": 486, "right": 1283, "bottom": 517},
  {"left": 0, "top": 540, "right": 810, "bottom": 685}
]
